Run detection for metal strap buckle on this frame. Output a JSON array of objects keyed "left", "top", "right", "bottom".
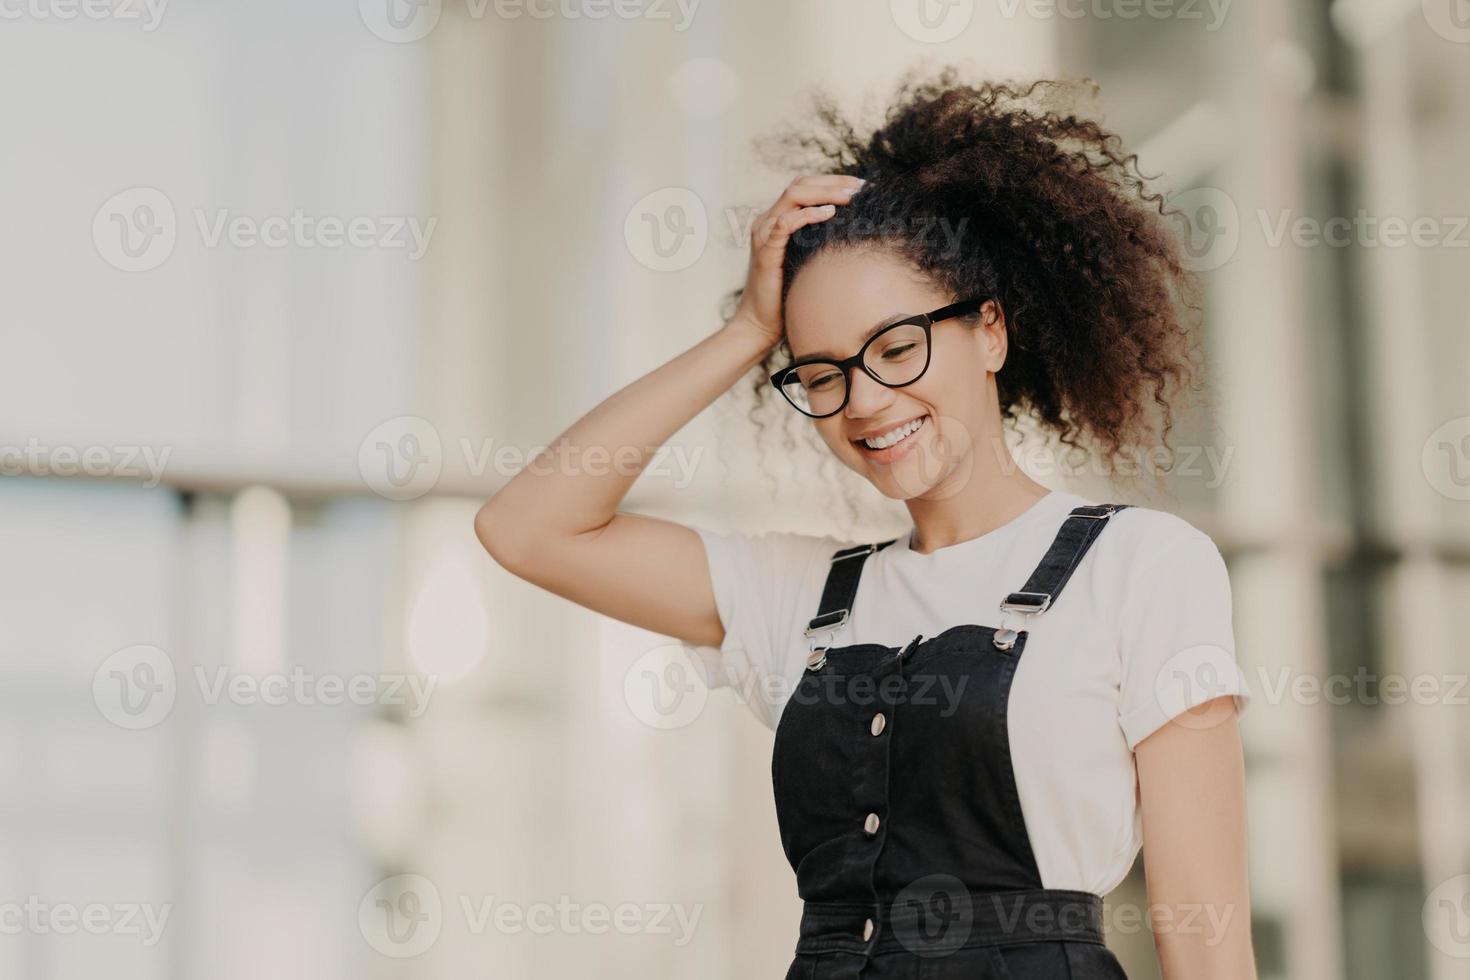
[
  {"left": 1069, "top": 505, "right": 1116, "bottom": 520},
  {"left": 830, "top": 543, "right": 878, "bottom": 563},
  {"left": 804, "top": 610, "right": 850, "bottom": 635},
  {"left": 994, "top": 593, "right": 1049, "bottom": 651},
  {"left": 804, "top": 610, "right": 849, "bottom": 664},
  {"left": 1000, "top": 592, "right": 1052, "bottom": 614}
]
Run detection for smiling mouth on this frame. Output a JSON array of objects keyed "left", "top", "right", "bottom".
[{"left": 853, "top": 415, "right": 929, "bottom": 453}]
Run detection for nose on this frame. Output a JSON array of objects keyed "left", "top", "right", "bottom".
[{"left": 843, "top": 366, "right": 895, "bottom": 420}]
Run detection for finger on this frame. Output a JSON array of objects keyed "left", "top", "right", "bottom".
[
  {"left": 751, "top": 204, "right": 837, "bottom": 258},
  {"left": 749, "top": 176, "right": 865, "bottom": 244},
  {"left": 752, "top": 178, "right": 858, "bottom": 243},
  {"left": 789, "top": 174, "right": 868, "bottom": 189},
  {"left": 752, "top": 201, "right": 839, "bottom": 252},
  {"left": 777, "top": 177, "right": 866, "bottom": 208}
]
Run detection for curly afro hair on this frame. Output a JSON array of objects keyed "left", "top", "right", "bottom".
[{"left": 721, "top": 65, "right": 1205, "bottom": 485}]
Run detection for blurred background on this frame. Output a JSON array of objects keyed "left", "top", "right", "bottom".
[{"left": 2, "top": 1, "right": 1468, "bottom": 978}]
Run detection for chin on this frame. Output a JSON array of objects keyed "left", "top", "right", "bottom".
[
  {"left": 852, "top": 445, "right": 973, "bottom": 504},
  {"left": 827, "top": 412, "right": 970, "bottom": 498},
  {"left": 871, "top": 469, "right": 944, "bottom": 501},
  {"left": 874, "top": 482, "right": 927, "bottom": 502},
  {"left": 839, "top": 452, "right": 945, "bottom": 501}
]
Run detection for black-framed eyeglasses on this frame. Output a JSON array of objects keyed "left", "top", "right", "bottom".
[{"left": 768, "top": 296, "right": 988, "bottom": 418}]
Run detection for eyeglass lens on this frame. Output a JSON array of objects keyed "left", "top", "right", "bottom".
[{"left": 778, "top": 321, "right": 929, "bottom": 416}]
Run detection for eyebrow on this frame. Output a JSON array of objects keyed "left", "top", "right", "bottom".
[{"left": 792, "top": 312, "right": 912, "bottom": 362}]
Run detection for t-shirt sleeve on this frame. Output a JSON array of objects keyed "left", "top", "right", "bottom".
[
  {"left": 679, "top": 524, "right": 844, "bottom": 730},
  {"left": 1115, "top": 527, "right": 1252, "bottom": 750}
]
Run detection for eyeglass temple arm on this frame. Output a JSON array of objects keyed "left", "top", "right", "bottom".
[{"left": 928, "top": 296, "right": 987, "bottom": 322}]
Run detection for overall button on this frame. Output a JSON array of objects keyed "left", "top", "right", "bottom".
[
  {"left": 863, "top": 812, "right": 881, "bottom": 835},
  {"left": 870, "top": 712, "right": 886, "bottom": 736},
  {"left": 862, "top": 918, "right": 874, "bottom": 941}
]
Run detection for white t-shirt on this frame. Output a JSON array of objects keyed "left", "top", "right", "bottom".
[{"left": 679, "top": 488, "right": 1252, "bottom": 897}]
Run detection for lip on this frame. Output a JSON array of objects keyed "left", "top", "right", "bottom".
[
  {"left": 852, "top": 414, "right": 929, "bottom": 465},
  {"left": 850, "top": 413, "right": 927, "bottom": 443}
]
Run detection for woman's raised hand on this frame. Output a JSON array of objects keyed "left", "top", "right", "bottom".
[
  {"left": 727, "top": 174, "right": 867, "bottom": 349},
  {"left": 475, "top": 176, "right": 867, "bottom": 658}
]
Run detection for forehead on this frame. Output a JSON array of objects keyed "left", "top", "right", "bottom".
[{"left": 783, "top": 248, "right": 948, "bottom": 360}]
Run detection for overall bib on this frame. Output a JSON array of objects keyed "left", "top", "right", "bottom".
[{"left": 773, "top": 504, "right": 1133, "bottom": 980}]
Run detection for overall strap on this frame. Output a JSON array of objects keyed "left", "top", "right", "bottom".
[
  {"left": 804, "top": 539, "right": 899, "bottom": 652},
  {"left": 993, "top": 503, "right": 1129, "bottom": 649}
]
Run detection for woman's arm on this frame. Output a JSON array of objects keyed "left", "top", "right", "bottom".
[
  {"left": 1135, "top": 695, "right": 1258, "bottom": 980},
  {"left": 473, "top": 175, "right": 866, "bottom": 649},
  {"left": 474, "top": 322, "right": 770, "bottom": 650}
]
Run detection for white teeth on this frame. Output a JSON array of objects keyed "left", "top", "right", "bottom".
[{"left": 862, "top": 416, "right": 925, "bottom": 450}]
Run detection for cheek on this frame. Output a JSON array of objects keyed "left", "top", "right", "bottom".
[
  {"left": 814, "top": 420, "right": 851, "bottom": 453},
  {"left": 923, "top": 352, "right": 986, "bottom": 405},
  {"left": 899, "top": 371, "right": 951, "bottom": 413}
]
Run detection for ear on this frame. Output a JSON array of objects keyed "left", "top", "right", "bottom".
[{"left": 978, "top": 300, "right": 1008, "bottom": 372}]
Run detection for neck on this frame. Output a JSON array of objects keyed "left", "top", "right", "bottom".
[{"left": 903, "top": 444, "right": 1052, "bottom": 555}]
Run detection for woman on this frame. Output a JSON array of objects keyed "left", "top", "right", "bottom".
[{"left": 475, "top": 68, "right": 1256, "bottom": 980}]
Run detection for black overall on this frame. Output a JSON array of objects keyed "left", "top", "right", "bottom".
[{"left": 773, "top": 504, "right": 1132, "bottom": 980}]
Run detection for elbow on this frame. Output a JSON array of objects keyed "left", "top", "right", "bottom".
[{"left": 474, "top": 499, "right": 531, "bottom": 573}]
